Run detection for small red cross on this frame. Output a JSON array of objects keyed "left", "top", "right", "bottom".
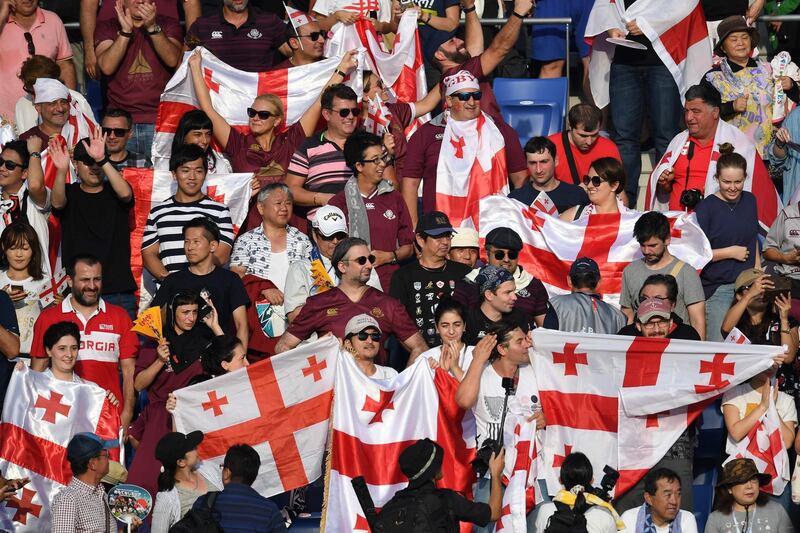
[
  {"left": 354, "top": 514, "right": 371, "bottom": 532},
  {"left": 667, "top": 218, "right": 683, "bottom": 239},
  {"left": 34, "top": 390, "right": 71, "bottom": 424},
  {"left": 552, "top": 343, "right": 588, "bottom": 376},
  {"left": 362, "top": 389, "right": 395, "bottom": 424},
  {"left": 745, "top": 421, "right": 782, "bottom": 480},
  {"left": 202, "top": 391, "right": 229, "bottom": 417},
  {"left": 494, "top": 504, "right": 512, "bottom": 531},
  {"left": 450, "top": 135, "right": 465, "bottom": 158},
  {"left": 522, "top": 206, "right": 546, "bottom": 231},
  {"left": 6, "top": 488, "right": 42, "bottom": 525},
  {"left": 301, "top": 355, "right": 327, "bottom": 382},
  {"left": 205, "top": 185, "right": 225, "bottom": 204},
  {"left": 646, "top": 412, "right": 664, "bottom": 428},
  {"left": 203, "top": 67, "right": 221, "bottom": 93},
  {"left": 695, "top": 353, "right": 735, "bottom": 393},
  {"left": 553, "top": 444, "right": 573, "bottom": 467}
]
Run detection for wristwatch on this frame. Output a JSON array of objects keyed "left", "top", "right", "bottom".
[
  {"left": 147, "top": 24, "right": 162, "bottom": 35},
  {"left": 29, "top": 151, "right": 41, "bottom": 159}
]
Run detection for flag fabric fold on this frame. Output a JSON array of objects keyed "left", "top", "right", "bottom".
[{"left": 495, "top": 412, "right": 542, "bottom": 532}]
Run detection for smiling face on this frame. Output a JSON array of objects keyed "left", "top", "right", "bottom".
[
  {"left": 721, "top": 31, "right": 753, "bottom": 63},
  {"left": 355, "top": 145, "right": 387, "bottom": 185},
  {"left": 716, "top": 166, "right": 745, "bottom": 202},
  {"left": 68, "top": 261, "right": 102, "bottom": 307},
  {"left": 248, "top": 98, "right": 281, "bottom": 137},
  {"left": 498, "top": 327, "right": 532, "bottom": 365},
  {"left": 584, "top": 165, "right": 618, "bottom": 205},
  {"left": 173, "top": 157, "right": 207, "bottom": 197},
  {"left": 323, "top": 96, "right": 358, "bottom": 137},
  {"left": 183, "top": 128, "right": 212, "bottom": 152},
  {"left": 447, "top": 89, "right": 481, "bottom": 122},
  {"left": 102, "top": 116, "right": 132, "bottom": 155},
  {"left": 0, "top": 148, "right": 27, "bottom": 193},
  {"left": 35, "top": 98, "right": 69, "bottom": 130},
  {"left": 48, "top": 334, "right": 79, "bottom": 374},
  {"left": 436, "top": 37, "right": 470, "bottom": 66},
  {"left": 345, "top": 326, "right": 381, "bottom": 359},
  {"left": 294, "top": 21, "right": 325, "bottom": 60}
]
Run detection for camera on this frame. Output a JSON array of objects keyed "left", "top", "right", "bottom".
[
  {"left": 471, "top": 377, "right": 515, "bottom": 477},
  {"left": 679, "top": 188, "right": 703, "bottom": 209},
  {"left": 586, "top": 465, "right": 620, "bottom": 502}
]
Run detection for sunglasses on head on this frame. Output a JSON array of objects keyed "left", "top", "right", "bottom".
[
  {"left": 493, "top": 250, "right": 519, "bottom": 261},
  {"left": 24, "top": 32, "right": 35, "bottom": 56},
  {"left": 102, "top": 127, "right": 129, "bottom": 138},
  {"left": 355, "top": 331, "right": 381, "bottom": 341},
  {"left": 329, "top": 107, "right": 360, "bottom": 118},
  {"left": 451, "top": 91, "right": 482, "bottom": 102},
  {"left": 247, "top": 108, "right": 275, "bottom": 120},
  {"left": 581, "top": 174, "right": 606, "bottom": 187},
  {"left": 299, "top": 31, "right": 326, "bottom": 41},
  {"left": 317, "top": 231, "right": 348, "bottom": 241},
  {"left": 0, "top": 158, "right": 26, "bottom": 171},
  {"left": 344, "top": 254, "right": 376, "bottom": 266}
]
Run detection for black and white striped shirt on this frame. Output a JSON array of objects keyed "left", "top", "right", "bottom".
[{"left": 142, "top": 196, "right": 234, "bottom": 273}]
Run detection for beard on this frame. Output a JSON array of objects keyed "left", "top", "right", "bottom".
[{"left": 441, "top": 48, "right": 471, "bottom": 65}]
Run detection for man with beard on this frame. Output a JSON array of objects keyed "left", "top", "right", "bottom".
[
  {"left": 619, "top": 211, "right": 706, "bottom": 339},
  {"left": 30, "top": 255, "right": 139, "bottom": 439},
  {"left": 184, "top": 0, "right": 286, "bottom": 72}
]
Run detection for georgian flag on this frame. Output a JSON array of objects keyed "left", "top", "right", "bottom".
[
  {"left": 364, "top": 95, "right": 392, "bottom": 134},
  {"left": 495, "top": 413, "right": 542, "bottom": 532},
  {"left": 645, "top": 119, "right": 782, "bottom": 233},
  {"left": 478, "top": 196, "right": 712, "bottom": 306},
  {"left": 532, "top": 191, "right": 558, "bottom": 216},
  {"left": 585, "top": 0, "right": 712, "bottom": 109},
  {"left": 0, "top": 365, "right": 120, "bottom": 531},
  {"left": 172, "top": 336, "right": 339, "bottom": 497},
  {"left": 532, "top": 329, "right": 783, "bottom": 498}
]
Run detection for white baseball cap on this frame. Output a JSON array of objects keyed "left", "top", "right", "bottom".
[
  {"left": 344, "top": 314, "right": 382, "bottom": 337},
  {"left": 312, "top": 205, "right": 348, "bottom": 237}
]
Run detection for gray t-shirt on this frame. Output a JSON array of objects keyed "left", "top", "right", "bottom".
[
  {"left": 704, "top": 500, "right": 793, "bottom": 533},
  {"left": 765, "top": 203, "right": 800, "bottom": 280},
  {"left": 619, "top": 257, "right": 705, "bottom": 324}
]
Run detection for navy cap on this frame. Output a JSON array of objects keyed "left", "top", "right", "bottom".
[
  {"left": 485, "top": 227, "right": 523, "bottom": 251},
  {"left": 569, "top": 257, "right": 600, "bottom": 276},
  {"left": 415, "top": 211, "right": 454, "bottom": 236},
  {"left": 67, "top": 432, "right": 119, "bottom": 463}
]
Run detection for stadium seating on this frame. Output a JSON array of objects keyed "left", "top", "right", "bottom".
[
  {"left": 493, "top": 77, "right": 569, "bottom": 142},
  {"left": 692, "top": 399, "right": 726, "bottom": 530}
]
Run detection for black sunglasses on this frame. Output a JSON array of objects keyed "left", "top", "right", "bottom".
[
  {"left": 493, "top": 250, "right": 519, "bottom": 261},
  {"left": 356, "top": 331, "right": 381, "bottom": 341},
  {"left": 0, "top": 158, "right": 26, "bottom": 171},
  {"left": 299, "top": 31, "right": 326, "bottom": 41},
  {"left": 24, "top": 32, "right": 35, "bottom": 56},
  {"left": 102, "top": 127, "right": 129, "bottom": 138},
  {"left": 317, "top": 231, "right": 348, "bottom": 241},
  {"left": 581, "top": 174, "right": 607, "bottom": 187},
  {"left": 247, "top": 108, "right": 275, "bottom": 120},
  {"left": 344, "top": 254, "right": 376, "bottom": 266},
  {"left": 330, "top": 107, "right": 360, "bottom": 118},
  {"left": 451, "top": 91, "right": 482, "bottom": 102}
]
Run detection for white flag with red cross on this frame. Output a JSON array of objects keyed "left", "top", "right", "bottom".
[
  {"left": 478, "top": 196, "right": 712, "bottom": 306},
  {"left": 531, "top": 191, "right": 557, "bottom": 216},
  {"left": 494, "top": 413, "right": 542, "bottom": 532},
  {"left": 324, "top": 354, "right": 476, "bottom": 532},
  {"left": 0, "top": 365, "right": 120, "bottom": 531},
  {"left": 363, "top": 95, "right": 392, "bottom": 134},
  {"left": 37, "top": 268, "right": 67, "bottom": 308},
  {"left": 172, "top": 336, "right": 339, "bottom": 497},
  {"left": 532, "top": 329, "right": 782, "bottom": 498}
]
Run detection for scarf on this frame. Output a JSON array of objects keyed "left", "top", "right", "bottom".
[
  {"left": 635, "top": 503, "right": 682, "bottom": 533},
  {"left": 343, "top": 176, "right": 395, "bottom": 247},
  {"left": 513, "top": 266, "right": 534, "bottom": 293},
  {"left": 309, "top": 246, "right": 336, "bottom": 296},
  {"left": 553, "top": 489, "right": 625, "bottom": 530}
]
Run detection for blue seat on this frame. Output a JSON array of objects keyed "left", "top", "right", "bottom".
[
  {"left": 86, "top": 79, "right": 104, "bottom": 121},
  {"left": 695, "top": 399, "right": 726, "bottom": 460},
  {"left": 496, "top": 102, "right": 561, "bottom": 144},
  {"left": 493, "top": 77, "right": 568, "bottom": 140},
  {"left": 692, "top": 461, "right": 718, "bottom": 531}
]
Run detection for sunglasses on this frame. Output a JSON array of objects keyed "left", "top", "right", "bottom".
[
  {"left": 493, "top": 250, "right": 519, "bottom": 261},
  {"left": 247, "top": 108, "right": 275, "bottom": 120},
  {"left": 344, "top": 254, "right": 376, "bottom": 266},
  {"left": 24, "top": 32, "right": 35, "bottom": 56},
  {"left": 355, "top": 331, "right": 382, "bottom": 341},
  {"left": 0, "top": 158, "right": 26, "bottom": 171},
  {"left": 581, "top": 174, "right": 607, "bottom": 187},
  {"left": 451, "top": 91, "right": 482, "bottom": 102},
  {"left": 299, "top": 31, "right": 326, "bottom": 41},
  {"left": 329, "top": 107, "right": 360, "bottom": 118},
  {"left": 317, "top": 231, "right": 348, "bottom": 241},
  {"left": 102, "top": 127, "right": 129, "bottom": 138}
]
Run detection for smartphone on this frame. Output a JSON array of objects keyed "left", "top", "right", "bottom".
[
  {"left": 10, "top": 285, "right": 23, "bottom": 292},
  {"left": 369, "top": 9, "right": 378, "bottom": 18},
  {"left": 198, "top": 303, "right": 212, "bottom": 321},
  {"left": 764, "top": 275, "right": 792, "bottom": 305}
]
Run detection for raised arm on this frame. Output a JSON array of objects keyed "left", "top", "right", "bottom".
[
  {"left": 461, "top": 0, "right": 484, "bottom": 56},
  {"left": 455, "top": 334, "right": 496, "bottom": 408},
  {"left": 24, "top": 136, "right": 47, "bottom": 208},
  {"left": 413, "top": 84, "right": 441, "bottom": 118},
  {"left": 188, "top": 50, "right": 232, "bottom": 149},
  {"left": 96, "top": 0, "right": 135, "bottom": 76},
  {"left": 83, "top": 128, "right": 133, "bottom": 201},
  {"left": 80, "top": 0, "right": 100, "bottom": 79},
  {"left": 136, "top": 2, "right": 182, "bottom": 68},
  {"left": 48, "top": 138, "right": 71, "bottom": 210},
  {"left": 298, "top": 51, "right": 359, "bottom": 136},
  {"left": 479, "top": 0, "right": 533, "bottom": 76}
]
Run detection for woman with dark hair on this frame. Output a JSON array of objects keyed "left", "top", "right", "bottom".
[
  {"left": 419, "top": 298, "right": 470, "bottom": 380},
  {"left": 560, "top": 157, "right": 627, "bottom": 221},
  {"left": 695, "top": 143, "right": 761, "bottom": 341},
  {"left": 171, "top": 110, "right": 232, "bottom": 175},
  {"left": 0, "top": 222, "right": 50, "bottom": 356},
  {"left": 705, "top": 458, "right": 792, "bottom": 532}
]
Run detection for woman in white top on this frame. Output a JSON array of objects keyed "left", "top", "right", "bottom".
[
  {"left": 420, "top": 298, "right": 471, "bottom": 380},
  {"left": 151, "top": 431, "right": 222, "bottom": 533},
  {"left": 0, "top": 222, "right": 53, "bottom": 356},
  {"left": 343, "top": 314, "right": 398, "bottom": 380}
]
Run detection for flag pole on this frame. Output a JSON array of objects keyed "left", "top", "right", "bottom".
[
  {"left": 283, "top": 2, "right": 305, "bottom": 51},
  {"left": 318, "top": 383, "right": 336, "bottom": 532}
]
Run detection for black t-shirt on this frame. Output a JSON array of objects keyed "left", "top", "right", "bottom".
[
  {"left": 616, "top": 313, "right": 701, "bottom": 340},
  {"left": 612, "top": 0, "right": 661, "bottom": 66},
  {"left": 0, "top": 292, "right": 21, "bottom": 417},
  {"left": 701, "top": 0, "right": 747, "bottom": 21},
  {"left": 390, "top": 260, "right": 471, "bottom": 347},
  {"left": 153, "top": 267, "right": 250, "bottom": 336},
  {"left": 392, "top": 483, "right": 491, "bottom": 528},
  {"left": 465, "top": 306, "right": 528, "bottom": 345},
  {"left": 508, "top": 181, "right": 589, "bottom": 214},
  {"left": 55, "top": 182, "right": 136, "bottom": 294}
]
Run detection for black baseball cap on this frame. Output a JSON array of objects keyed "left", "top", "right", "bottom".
[
  {"left": 415, "top": 211, "right": 454, "bottom": 236},
  {"left": 485, "top": 227, "right": 522, "bottom": 251},
  {"left": 155, "top": 431, "right": 204, "bottom": 467},
  {"left": 570, "top": 257, "right": 600, "bottom": 276}
]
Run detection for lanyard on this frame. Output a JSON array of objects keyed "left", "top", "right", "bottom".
[{"left": 732, "top": 507, "right": 756, "bottom": 533}]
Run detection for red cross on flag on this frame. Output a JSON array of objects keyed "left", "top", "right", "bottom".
[
  {"left": 478, "top": 196, "right": 713, "bottom": 306},
  {"left": 0, "top": 365, "right": 120, "bottom": 531},
  {"left": 38, "top": 268, "right": 68, "bottom": 307},
  {"left": 172, "top": 336, "right": 339, "bottom": 497},
  {"left": 533, "top": 329, "right": 782, "bottom": 499},
  {"left": 495, "top": 414, "right": 542, "bottom": 532},
  {"left": 363, "top": 95, "right": 392, "bottom": 135},
  {"left": 324, "top": 354, "right": 476, "bottom": 532}
]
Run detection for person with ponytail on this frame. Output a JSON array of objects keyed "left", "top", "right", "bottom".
[
  {"left": 150, "top": 431, "right": 222, "bottom": 533},
  {"left": 694, "top": 143, "right": 761, "bottom": 341}
]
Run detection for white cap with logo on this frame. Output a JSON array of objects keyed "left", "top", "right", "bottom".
[
  {"left": 312, "top": 205, "right": 348, "bottom": 237},
  {"left": 442, "top": 70, "right": 480, "bottom": 96},
  {"left": 344, "top": 313, "right": 382, "bottom": 337}
]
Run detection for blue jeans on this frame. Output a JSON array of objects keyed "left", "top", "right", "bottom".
[
  {"left": 125, "top": 123, "right": 155, "bottom": 162},
  {"left": 704, "top": 283, "right": 735, "bottom": 342},
  {"left": 609, "top": 63, "right": 682, "bottom": 206},
  {"left": 472, "top": 477, "right": 543, "bottom": 532},
  {"left": 103, "top": 292, "right": 138, "bottom": 321}
]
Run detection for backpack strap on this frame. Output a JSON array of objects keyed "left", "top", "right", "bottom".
[
  {"left": 668, "top": 260, "right": 685, "bottom": 278},
  {"left": 573, "top": 204, "right": 588, "bottom": 221},
  {"left": 206, "top": 491, "right": 219, "bottom": 511},
  {"left": 561, "top": 130, "right": 581, "bottom": 185}
]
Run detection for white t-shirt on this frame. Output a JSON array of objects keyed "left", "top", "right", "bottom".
[
  {"left": 365, "top": 363, "right": 398, "bottom": 380},
  {"left": 721, "top": 382, "right": 798, "bottom": 454},
  {"left": 534, "top": 501, "right": 617, "bottom": 533},
  {"left": 419, "top": 344, "right": 473, "bottom": 380},
  {"left": 313, "top": 0, "right": 391, "bottom": 21},
  {"left": 0, "top": 271, "right": 48, "bottom": 354},
  {"left": 0, "top": 182, "right": 52, "bottom": 277},
  {"left": 269, "top": 251, "right": 290, "bottom": 292},
  {"left": 621, "top": 506, "right": 699, "bottom": 533}
]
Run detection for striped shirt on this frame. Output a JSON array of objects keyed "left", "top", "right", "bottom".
[
  {"left": 142, "top": 196, "right": 234, "bottom": 273},
  {"left": 287, "top": 134, "right": 353, "bottom": 220}
]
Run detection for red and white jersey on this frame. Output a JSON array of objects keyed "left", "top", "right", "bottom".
[{"left": 30, "top": 295, "right": 138, "bottom": 399}]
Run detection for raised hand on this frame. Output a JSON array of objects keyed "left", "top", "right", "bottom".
[
  {"left": 115, "top": 0, "right": 134, "bottom": 33},
  {"left": 138, "top": 1, "right": 157, "bottom": 30},
  {"left": 48, "top": 138, "right": 70, "bottom": 170},
  {"left": 337, "top": 49, "right": 359, "bottom": 75},
  {"left": 25, "top": 135, "right": 42, "bottom": 154}
]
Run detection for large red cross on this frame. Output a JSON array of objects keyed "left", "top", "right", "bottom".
[
  {"left": 494, "top": 504, "right": 512, "bottom": 531},
  {"left": 201, "top": 391, "right": 229, "bottom": 417},
  {"left": 203, "top": 67, "right": 220, "bottom": 93},
  {"left": 34, "top": 390, "right": 70, "bottom": 424},
  {"left": 745, "top": 421, "right": 782, "bottom": 481},
  {"left": 6, "top": 488, "right": 42, "bottom": 525},
  {"left": 695, "top": 353, "right": 735, "bottom": 393},
  {"left": 301, "top": 355, "right": 327, "bottom": 382},
  {"left": 450, "top": 135, "right": 465, "bottom": 159},
  {"left": 552, "top": 343, "right": 588, "bottom": 376},
  {"left": 198, "top": 358, "right": 333, "bottom": 489},
  {"left": 553, "top": 444, "right": 573, "bottom": 467},
  {"left": 362, "top": 390, "right": 395, "bottom": 424}
]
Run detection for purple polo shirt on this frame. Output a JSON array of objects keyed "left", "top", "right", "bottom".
[
  {"left": 185, "top": 7, "right": 286, "bottom": 72},
  {"left": 223, "top": 122, "right": 307, "bottom": 173}
]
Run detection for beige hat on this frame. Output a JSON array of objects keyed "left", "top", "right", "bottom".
[
  {"left": 734, "top": 268, "right": 765, "bottom": 292},
  {"left": 101, "top": 461, "right": 128, "bottom": 486},
  {"left": 451, "top": 227, "right": 479, "bottom": 249}
]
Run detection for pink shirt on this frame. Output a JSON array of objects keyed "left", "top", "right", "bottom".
[{"left": 0, "top": 8, "right": 72, "bottom": 121}]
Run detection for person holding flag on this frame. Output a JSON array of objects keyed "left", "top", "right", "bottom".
[{"left": 274, "top": 6, "right": 325, "bottom": 69}]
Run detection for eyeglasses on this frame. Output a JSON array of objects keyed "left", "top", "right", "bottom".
[
  {"left": 361, "top": 153, "right": 392, "bottom": 166},
  {"left": 639, "top": 295, "right": 668, "bottom": 304},
  {"left": 641, "top": 318, "right": 670, "bottom": 329},
  {"left": 343, "top": 254, "right": 376, "bottom": 266},
  {"left": 493, "top": 250, "right": 519, "bottom": 261},
  {"left": 581, "top": 174, "right": 607, "bottom": 187},
  {"left": 298, "top": 31, "right": 326, "bottom": 41},
  {"left": 247, "top": 108, "right": 276, "bottom": 120},
  {"left": 94, "top": 451, "right": 110, "bottom": 460},
  {"left": 329, "top": 107, "right": 360, "bottom": 118},
  {"left": 450, "top": 91, "right": 482, "bottom": 102},
  {"left": 24, "top": 32, "right": 35, "bottom": 56},
  {"left": 0, "top": 158, "right": 26, "bottom": 171},
  {"left": 317, "top": 231, "right": 348, "bottom": 241},
  {"left": 102, "top": 127, "right": 129, "bottom": 138},
  {"left": 356, "top": 331, "right": 382, "bottom": 341}
]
